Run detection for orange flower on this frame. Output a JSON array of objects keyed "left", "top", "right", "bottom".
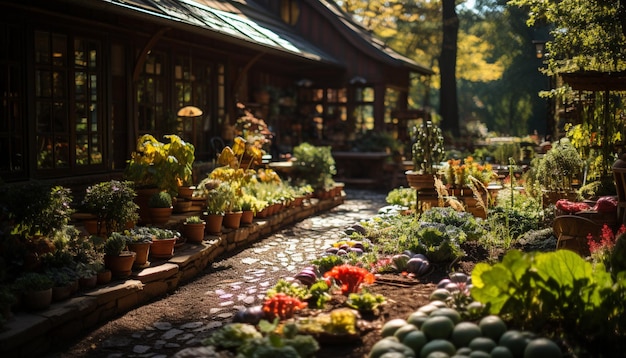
[{"left": 323, "top": 264, "right": 375, "bottom": 295}]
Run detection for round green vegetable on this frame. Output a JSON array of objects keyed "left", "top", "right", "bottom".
[
  {"left": 498, "top": 330, "right": 529, "bottom": 358},
  {"left": 430, "top": 288, "right": 451, "bottom": 301},
  {"left": 402, "top": 330, "right": 428, "bottom": 354},
  {"left": 430, "top": 307, "right": 461, "bottom": 324},
  {"left": 369, "top": 337, "right": 416, "bottom": 358},
  {"left": 491, "top": 346, "right": 515, "bottom": 358},
  {"left": 523, "top": 338, "right": 562, "bottom": 358},
  {"left": 468, "top": 337, "right": 497, "bottom": 353},
  {"left": 421, "top": 316, "right": 455, "bottom": 340},
  {"left": 468, "top": 351, "right": 490, "bottom": 358},
  {"left": 478, "top": 315, "right": 507, "bottom": 341},
  {"left": 451, "top": 321, "right": 482, "bottom": 348},
  {"left": 394, "top": 324, "right": 419, "bottom": 341},
  {"left": 420, "top": 339, "right": 456, "bottom": 357},
  {"left": 425, "top": 352, "right": 451, "bottom": 358},
  {"left": 407, "top": 311, "right": 429, "bottom": 328},
  {"left": 381, "top": 318, "right": 408, "bottom": 337}
]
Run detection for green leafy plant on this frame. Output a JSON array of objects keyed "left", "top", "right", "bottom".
[
  {"left": 201, "top": 181, "right": 231, "bottom": 215},
  {"left": 148, "top": 191, "right": 172, "bottom": 208},
  {"left": 265, "top": 278, "right": 308, "bottom": 300},
  {"left": 82, "top": 180, "right": 139, "bottom": 234},
  {"left": 184, "top": 215, "right": 204, "bottom": 224},
  {"left": 530, "top": 140, "right": 584, "bottom": 192},
  {"left": 471, "top": 249, "right": 626, "bottom": 352},
  {"left": 345, "top": 289, "right": 386, "bottom": 312},
  {"left": 385, "top": 187, "right": 416, "bottom": 209},
  {"left": 410, "top": 120, "right": 445, "bottom": 174},
  {"left": 311, "top": 255, "right": 345, "bottom": 275},
  {"left": 104, "top": 232, "right": 129, "bottom": 256},
  {"left": 291, "top": 143, "right": 336, "bottom": 191},
  {"left": 14, "top": 272, "right": 54, "bottom": 291}
]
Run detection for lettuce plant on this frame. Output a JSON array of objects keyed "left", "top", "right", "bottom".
[{"left": 471, "top": 249, "right": 626, "bottom": 353}]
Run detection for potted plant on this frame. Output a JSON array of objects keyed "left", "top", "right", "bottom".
[
  {"left": 14, "top": 272, "right": 54, "bottom": 311},
  {"left": 81, "top": 180, "right": 139, "bottom": 236},
  {"left": 148, "top": 191, "right": 173, "bottom": 226},
  {"left": 148, "top": 227, "right": 179, "bottom": 259},
  {"left": 291, "top": 142, "right": 337, "bottom": 195},
  {"left": 405, "top": 120, "right": 445, "bottom": 190},
  {"left": 125, "top": 227, "right": 154, "bottom": 268},
  {"left": 103, "top": 232, "right": 136, "bottom": 278},
  {"left": 75, "top": 262, "right": 98, "bottom": 290},
  {"left": 199, "top": 180, "right": 231, "bottom": 235},
  {"left": 45, "top": 266, "right": 78, "bottom": 301},
  {"left": 182, "top": 216, "right": 206, "bottom": 244},
  {"left": 528, "top": 140, "right": 583, "bottom": 205}
]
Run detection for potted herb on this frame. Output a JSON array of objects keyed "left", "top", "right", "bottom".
[
  {"left": 199, "top": 181, "right": 231, "bottom": 234},
  {"left": 103, "top": 232, "right": 136, "bottom": 278},
  {"left": 148, "top": 191, "right": 173, "bottom": 226},
  {"left": 81, "top": 180, "right": 139, "bottom": 236},
  {"left": 125, "top": 227, "right": 154, "bottom": 268},
  {"left": 182, "top": 216, "right": 206, "bottom": 244},
  {"left": 147, "top": 227, "right": 179, "bottom": 259},
  {"left": 14, "top": 272, "right": 54, "bottom": 310},
  {"left": 405, "top": 120, "right": 445, "bottom": 190}
]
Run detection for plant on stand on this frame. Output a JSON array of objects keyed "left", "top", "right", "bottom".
[{"left": 405, "top": 120, "right": 445, "bottom": 191}]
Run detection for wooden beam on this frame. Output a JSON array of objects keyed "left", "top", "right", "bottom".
[{"left": 132, "top": 27, "right": 171, "bottom": 82}]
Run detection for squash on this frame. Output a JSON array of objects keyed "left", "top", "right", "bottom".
[{"left": 368, "top": 337, "right": 416, "bottom": 358}]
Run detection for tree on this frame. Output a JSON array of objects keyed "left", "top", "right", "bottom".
[{"left": 440, "top": 0, "right": 461, "bottom": 136}]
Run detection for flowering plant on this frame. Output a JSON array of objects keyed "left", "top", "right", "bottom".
[
  {"left": 588, "top": 224, "right": 626, "bottom": 269},
  {"left": 323, "top": 264, "right": 375, "bottom": 295},
  {"left": 444, "top": 156, "right": 497, "bottom": 188}
]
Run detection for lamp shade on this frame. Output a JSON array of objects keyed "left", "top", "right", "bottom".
[{"left": 177, "top": 106, "right": 203, "bottom": 117}]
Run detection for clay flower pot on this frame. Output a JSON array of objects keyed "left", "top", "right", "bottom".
[
  {"left": 182, "top": 221, "right": 206, "bottom": 244},
  {"left": 223, "top": 211, "right": 243, "bottom": 229},
  {"left": 128, "top": 241, "right": 152, "bottom": 267},
  {"left": 204, "top": 213, "right": 224, "bottom": 235},
  {"left": 150, "top": 237, "right": 177, "bottom": 259},
  {"left": 240, "top": 210, "right": 254, "bottom": 225},
  {"left": 104, "top": 251, "right": 137, "bottom": 278}
]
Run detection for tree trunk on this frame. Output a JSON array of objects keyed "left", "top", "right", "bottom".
[{"left": 439, "top": 0, "right": 460, "bottom": 136}]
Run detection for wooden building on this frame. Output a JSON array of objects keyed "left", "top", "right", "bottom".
[{"left": 0, "top": 0, "right": 433, "bottom": 186}]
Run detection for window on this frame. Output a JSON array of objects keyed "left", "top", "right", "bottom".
[
  {"left": 137, "top": 52, "right": 165, "bottom": 134},
  {"left": 280, "top": 0, "right": 300, "bottom": 26},
  {"left": 0, "top": 23, "right": 25, "bottom": 179},
  {"left": 353, "top": 86, "right": 374, "bottom": 132},
  {"left": 34, "top": 30, "right": 104, "bottom": 173},
  {"left": 297, "top": 87, "right": 347, "bottom": 146}
]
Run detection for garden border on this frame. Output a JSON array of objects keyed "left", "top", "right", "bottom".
[{"left": 0, "top": 195, "right": 344, "bottom": 357}]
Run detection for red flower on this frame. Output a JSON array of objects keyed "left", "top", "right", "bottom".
[
  {"left": 323, "top": 264, "right": 375, "bottom": 295},
  {"left": 262, "top": 293, "right": 307, "bottom": 320}
]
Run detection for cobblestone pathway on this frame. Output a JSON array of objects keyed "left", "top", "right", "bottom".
[{"left": 53, "top": 189, "right": 388, "bottom": 358}]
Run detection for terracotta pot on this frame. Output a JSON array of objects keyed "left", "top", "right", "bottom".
[
  {"left": 241, "top": 210, "right": 254, "bottom": 225},
  {"left": 223, "top": 211, "right": 243, "bottom": 229},
  {"left": 79, "top": 275, "right": 98, "bottom": 289},
  {"left": 82, "top": 219, "right": 108, "bottom": 237},
  {"left": 150, "top": 237, "right": 177, "bottom": 259},
  {"left": 128, "top": 241, "right": 152, "bottom": 267},
  {"left": 135, "top": 187, "right": 160, "bottom": 225},
  {"left": 182, "top": 222, "right": 206, "bottom": 243},
  {"left": 204, "top": 213, "right": 224, "bottom": 235},
  {"left": 149, "top": 207, "right": 173, "bottom": 226},
  {"left": 177, "top": 186, "right": 194, "bottom": 199},
  {"left": 104, "top": 252, "right": 136, "bottom": 278},
  {"left": 173, "top": 199, "right": 193, "bottom": 213},
  {"left": 256, "top": 207, "right": 269, "bottom": 218},
  {"left": 97, "top": 269, "right": 112, "bottom": 285},
  {"left": 22, "top": 288, "right": 52, "bottom": 311},
  {"left": 52, "top": 284, "right": 73, "bottom": 302},
  {"left": 405, "top": 171, "right": 436, "bottom": 191}
]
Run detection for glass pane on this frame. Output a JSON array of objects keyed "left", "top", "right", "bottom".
[
  {"left": 312, "top": 89, "right": 324, "bottom": 101},
  {"left": 36, "top": 102, "right": 51, "bottom": 132},
  {"left": 34, "top": 32, "right": 50, "bottom": 64},
  {"left": 75, "top": 102, "right": 87, "bottom": 131},
  {"left": 53, "top": 102, "right": 67, "bottom": 132},
  {"left": 76, "top": 134, "right": 88, "bottom": 165},
  {"left": 88, "top": 43, "right": 97, "bottom": 68},
  {"left": 53, "top": 71, "right": 66, "bottom": 98},
  {"left": 37, "top": 135, "right": 53, "bottom": 169},
  {"left": 184, "top": 83, "right": 191, "bottom": 103},
  {"left": 362, "top": 87, "right": 374, "bottom": 102},
  {"left": 327, "top": 89, "right": 337, "bottom": 102},
  {"left": 75, "top": 38, "right": 86, "bottom": 67},
  {"left": 36, "top": 70, "right": 52, "bottom": 97},
  {"left": 337, "top": 88, "right": 347, "bottom": 103},
  {"left": 90, "top": 103, "right": 98, "bottom": 131},
  {"left": 91, "top": 135, "right": 102, "bottom": 164},
  {"left": 90, "top": 74, "right": 97, "bottom": 101},
  {"left": 52, "top": 34, "right": 66, "bottom": 67},
  {"left": 75, "top": 71, "right": 86, "bottom": 101},
  {"left": 176, "top": 82, "right": 183, "bottom": 102},
  {"left": 54, "top": 136, "right": 69, "bottom": 168}
]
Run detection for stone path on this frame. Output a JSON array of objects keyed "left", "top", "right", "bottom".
[{"left": 53, "top": 189, "right": 388, "bottom": 358}]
